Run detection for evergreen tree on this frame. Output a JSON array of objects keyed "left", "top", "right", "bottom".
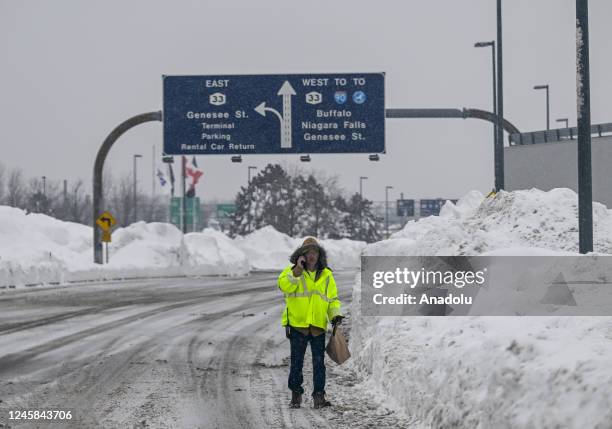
[
  {"left": 229, "top": 184, "right": 251, "bottom": 236},
  {"left": 326, "top": 195, "right": 352, "bottom": 239},
  {"left": 230, "top": 164, "right": 296, "bottom": 236},
  {"left": 344, "top": 193, "right": 382, "bottom": 243},
  {"left": 229, "top": 163, "right": 383, "bottom": 242}
]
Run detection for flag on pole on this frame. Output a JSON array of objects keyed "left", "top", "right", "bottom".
[
  {"left": 156, "top": 167, "right": 167, "bottom": 187},
  {"left": 186, "top": 158, "right": 203, "bottom": 187},
  {"left": 192, "top": 156, "right": 198, "bottom": 168},
  {"left": 167, "top": 163, "right": 175, "bottom": 197}
]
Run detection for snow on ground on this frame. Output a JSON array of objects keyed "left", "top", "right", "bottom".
[
  {"left": 233, "top": 225, "right": 366, "bottom": 271},
  {"left": 0, "top": 208, "right": 364, "bottom": 287},
  {"left": 0, "top": 206, "right": 91, "bottom": 287},
  {"left": 233, "top": 226, "right": 299, "bottom": 271},
  {"left": 371, "top": 187, "right": 612, "bottom": 257},
  {"left": 78, "top": 223, "right": 252, "bottom": 280},
  {"left": 349, "top": 188, "right": 612, "bottom": 428}
]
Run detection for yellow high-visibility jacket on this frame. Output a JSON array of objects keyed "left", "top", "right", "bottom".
[{"left": 278, "top": 265, "right": 342, "bottom": 330}]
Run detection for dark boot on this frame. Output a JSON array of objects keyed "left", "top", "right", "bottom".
[
  {"left": 312, "top": 392, "right": 331, "bottom": 409},
  {"left": 290, "top": 391, "right": 302, "bottom": 408}
]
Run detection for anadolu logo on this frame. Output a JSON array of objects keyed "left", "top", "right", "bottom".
[{"left": 334, "top": 91, "right": 348, "bottom": 104}]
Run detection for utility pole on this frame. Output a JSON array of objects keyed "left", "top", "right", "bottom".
[{"left": 576, "top": 0, "right": 593, "bottom": 253}]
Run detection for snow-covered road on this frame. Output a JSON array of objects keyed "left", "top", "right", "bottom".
[{"left": 0, "top": 272, "right": 410, "bottom": 429}]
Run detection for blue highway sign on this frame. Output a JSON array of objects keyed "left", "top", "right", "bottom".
[
  {"left": 163, "top": 73, "right": 385, "bottom": 155},
  {"left": 420, "top": 199, "right": 445, "bottom": 217},
  {"left": 396, "top": 199, "right": 415, "bottom": 217}
]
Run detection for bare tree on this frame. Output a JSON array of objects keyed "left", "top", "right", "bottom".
[
  {"left": 108, "top": 174, "right": 134, "bottom": 227},
  {"left": 25, "top": 177, "right": 48, "bottom": 214},
  {"left": 63, "top": 179, "right": 90, "bottom": 223},
  {"left": 6, "top": 168, "right": 26, "bottom": 209},
  {"left": 142, "top": 194, "right": 169, "bottom": 223},
  {"left": 45, "top": 180, "right": 61, "bottom": 216},
  {"left": 0, "top": 163, "right": 5, "bottom": 204}
]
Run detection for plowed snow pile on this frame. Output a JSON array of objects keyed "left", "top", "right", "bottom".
[
  {"left": 0, "top": 207, "right": 364, "bottom": 287},
  {"left": 368, "top": 188, "right": 612, "bottom": 256},
  {"left": 234, "top": 225, "right": 366, "bottom": 271},
  {"left": 351, "top": 188, "right": 612, "bottom": 428}
]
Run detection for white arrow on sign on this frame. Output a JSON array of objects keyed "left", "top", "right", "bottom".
[
  {"left": 254, "top": 80, "right": 296, "bottom": 149},
  {"left": 254, "top": 102, "right": 282, "bottom": 122}
]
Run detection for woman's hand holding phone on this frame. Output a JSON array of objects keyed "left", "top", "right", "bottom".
[{"left": 293, "top": 255, "right": 306, "bottom": 277}]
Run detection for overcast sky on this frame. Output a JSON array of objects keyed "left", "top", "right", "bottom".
[{"left": 1, "top": 0, "right": 611, "bottom": 202}]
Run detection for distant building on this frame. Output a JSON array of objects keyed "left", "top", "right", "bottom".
[{"left": 506, "top": 123, "right": 612, "bottom": 208}]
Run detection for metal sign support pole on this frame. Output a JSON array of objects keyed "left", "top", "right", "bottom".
[
  {"left": 577, "top": 0, "right": 593, "bottom": 253},
  {"left": 93, "top": 111, "right": 162, "bottom": 264},
  {"left": 496, "top": 0, "right": 505, "bottom": 191},
  {"left": 181, "top": 156, "right": 187, "bottom": 234}
]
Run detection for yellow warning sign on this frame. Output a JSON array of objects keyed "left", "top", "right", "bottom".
[{"left": 96, "top": 211, "right": 117, "bottom": 231}]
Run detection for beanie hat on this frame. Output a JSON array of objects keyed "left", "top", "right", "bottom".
[{"left": 301, "top": 237, "right": 319, "bottom": 248}]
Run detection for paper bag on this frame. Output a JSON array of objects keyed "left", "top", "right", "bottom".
[{"left": 326, "top": 325, "right": 351, "bottom": 365}]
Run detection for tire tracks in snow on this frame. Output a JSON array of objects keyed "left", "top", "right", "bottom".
[{"left": 0, "top": 271, "right": 376, "bottom": 428}]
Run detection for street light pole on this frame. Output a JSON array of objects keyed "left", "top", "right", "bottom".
[
  {"left": 40, "top": 175, "right": 47, "bottom": 214},
  {"left": 475, "top": 40, "right": 498, "bottom": 190},
  {"left": 248, "top": 166, "right": 257, "bottom": 184},
  {"left": 534, "top": 85, "right": 550, "bottom": 130},
  {"left": 246, "top": 166, "right": 257, "bottom": 234},
  {"left": 359, "top": 176, "right": 368, "bottom": 199},
  {"left": 359, "top": 176, "right": 368, "bottom": 239},
  {"left": 385, "top": 185, "right": 393, "bottom": 238},
  {"left": 133, "top": 154, "right": 142, "bottom": 223},
  {"left": 152, "top": 145, "right": 156, "bottom": 198}
]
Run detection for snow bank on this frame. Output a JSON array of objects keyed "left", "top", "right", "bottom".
[
  {"left": 377, "top": 187, "right": 612, "bottom": 256},
  {"left": 234, "top": 226, "right": 300, "bottom": 271},
  {"left": 0, "top": 208, "right": 364, "bottom": 287},
  {"left": 82, "top": 223, "right": 250, "bottom": 279},
  {"left": 234, "top": 225, "right": 366, "bottom": 271},
  {"left": 0, "top": 209, "right": 251, "bottom": 287},
  {"left": 351, "top": 304, "right": 612, "bottom": 428},
  {"left": 350, "top": 188, "right": 612, "bottom": 428},
  {"left": 320, "top": 237, "right": 366, "bottom": 269},
  {"left": 183, "top": 228, "right": 250, "bottom": 276},
  {"left": 0, "top": 206, "right": 91, "bottom": 286}
]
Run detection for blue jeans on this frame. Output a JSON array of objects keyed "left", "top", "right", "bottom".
[{"left": 288, "top": 328, "right": 326, "bottom": 395}]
